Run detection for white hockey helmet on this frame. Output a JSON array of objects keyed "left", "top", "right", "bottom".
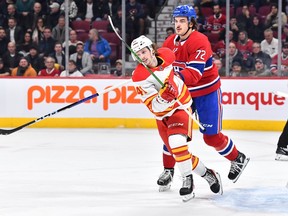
[{"left": 131, "top": 35, "right": 153, "bottom": 61}]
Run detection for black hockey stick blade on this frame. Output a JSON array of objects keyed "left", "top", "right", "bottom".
[{"left": 0, "top": 93, "right": 98, "bottom": 135}]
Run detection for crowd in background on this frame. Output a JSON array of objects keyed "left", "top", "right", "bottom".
[
  {"left": 0, "top": 0, "right": 288, "bottom": 77},
  {"left": 193, "top": 0, "right": 288, "bottom": 77},
  {"left": 0, "top": 0, "right": 164, "bottom": 77}
]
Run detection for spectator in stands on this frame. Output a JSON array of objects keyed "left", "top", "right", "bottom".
[
  {"left": 5, "top": 17, "right": 23, "bottom": 45},
  {"left": 11, "top": 56, "right": 37, "bottom": 76},
  {"left": 228, "top": 42, "right": 243, "bottom": 70},
  {"left": 2, "top": 41, "right": 23, "bottom": 74},
  {"left": 16, "top": 0, "right": 34, "bottom": 31},
  {"left": 165, "top": 27, "right": 174, "bottom": 39},
  {"left": 265, "top": 3, "right": 287, "bottom": 30},
  {"left": 70, "top": 42, "right": 93, "bottom": 76},
  {"left": 194, "top": 5, "right": 206, "bottom": 33},
  {"left": 26, "top": 44, "right": 43, "bottom": 72},
  {"left": 248, "top": 58, "right": 271, "bottom": 77},
  {"left": 107, "top": 0, "right": 120, "bottom": 18},
  {"left": 282, "top": 24, "right": 288, "bottom": 43},
  {"left": 196, "top": 0, "right": 214, "bottom": 7},
  {"left": 94, "top": 0, "right": 110, "bottom": 21},
  {"left": 213, "top": 30, "right": 235, "bottom": 60},
  {"left": 0, "top": 27, "right": 9, "bottom": 57},
  {"left": 213, "top": 58, "right": 226, "bottom": 77},
  {"left": 236, "top": 5, "right": 252, "bottom": 31},
  {"left": 17, "top": 31, "right": 33, "bottom": 56},
  {"left": 60, "top": 0, "right": 78, "bottom": 22},
  {"left": 6, "top": 4, "right": 20, "bottom": 23},
  {"left": 38, "top": 56, "right": 60, "bottom": 76},
  {"left": 31, "top": 17, "right": 45, "bottom": 44},
  {"left": 46, "top": 2, "right": 61, "bottom": 28},
  {"left": 84, "top": 28, "right": 111, "bottom": 72},
  {"left": 270, "top": 42, "right": 288, "bottom": 76},
  {"left": 206, "top": 4, "right": 226, "bottom": 35},
  {"left": 126, "top": 0, "right": 146, "bottom": 44},
  {"left": 247, "top": 15, "right": 265, "bottom": 43},
  {"left": 261, "top": 28, "right": 278, "bottom": 58},
  {"left": 60, "top": 59, "right": 83, "bottom": 77},
  {"left": 52, "top": 15, "right": 72, "bottom": 44},
  {"left": 0, "top": 8, "right": 7, "bottom": 29},
  {"left": 27, "top": 2, "right": 45, "bottom": 32},
  {"left": 0, "top": 0, "right": 14, "bottom": 18},
  {"left": 246, "top": 42, "right": 271, "bottom": 70},
  {"left": 111, "top": 59, "right": 122, "bottom": 76},
  {"left": 236, "top": 30, "right": 253, "bottom": 61},
  {"left": 38, "top": 27, "right": 56, "bottom": 58},
  {"left": 62, "top": 30, "right": 79, "bottom": 55},
  {"left": 0, "top": 58, "right": 9, "bottom": 76},
  {"left": 76, "top": 0, "right": 95, "bottom": 22},
  {"left": 49, "top": 42, "right": 65, "bottom": 71},
  {"left": 229, "top": 16, "right": 240, "bottom": 42},
  {"left": 230, "top": 61, "right": 247, "bottom": 77}
]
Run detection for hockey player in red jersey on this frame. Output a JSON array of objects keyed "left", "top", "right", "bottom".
[
  {"left": 131, "top": 35, "right": 223, "bottom": 201},
  {"left": 160, "top": 5, "right": 250, "bottom": 187}
]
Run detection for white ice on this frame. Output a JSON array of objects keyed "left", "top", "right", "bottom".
[{"left": 0, "top": 128, "right": 287, "bottom": 216}]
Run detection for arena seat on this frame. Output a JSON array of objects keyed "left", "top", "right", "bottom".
[
  {"left": 71, "top": 20, "right": 90, "bottom": 33},
  {"left": 77, "top": 32, "right": 89, "bottom": 43},
  {"left": 100, "top": 32, "right": 120, "bottom": 45},
  {"left": 201, "top": 7, "right": 213, "bottom": 17},
  {"left": 258, "top": 5, "right": 271, "bottom": 17},
  {"left": 91, "top": 20, "right": 109, "bottom": 32}
]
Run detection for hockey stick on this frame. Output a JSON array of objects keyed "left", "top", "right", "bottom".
[
  {"left": 108, "top": 16, "right": 205, "bottom": 130},
  {"left": 273, "top": 91, "right": 288, "bottom": 98},
  {"left": 0, "top": 79, "right": 132, "bottom": 135}
]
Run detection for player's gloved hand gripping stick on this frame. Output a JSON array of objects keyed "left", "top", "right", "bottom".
[
  {"left": 0, "top": 79, "right": 131, "bottom": 135},
  {"left": 107, "top": 16, "right": 205, "bottom": 131}
]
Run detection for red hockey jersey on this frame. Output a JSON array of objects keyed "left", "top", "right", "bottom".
[{"left": 162, "top": 31, "right": 221, "bottom": 97}]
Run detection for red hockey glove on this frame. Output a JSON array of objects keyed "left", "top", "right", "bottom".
[{"left": 158, "top": 79, "right": 178, "bottom": 103}]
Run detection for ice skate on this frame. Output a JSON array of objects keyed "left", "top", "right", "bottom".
[
  {"left": 228, "top": 151, "right": 250, "bottom": 183},
  {"left": 179, "top": 174, "right": 195, "bottom": 202},
  {"left": 203, "top": 168, "right": 223, "bottom": 195},
  {"left": 275, "top": 146, "right": 288, "bottom": 161},
  {"left": 157, "top": 168, "right": 174, "bottom": 192}
]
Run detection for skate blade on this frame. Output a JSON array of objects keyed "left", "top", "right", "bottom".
[
  {"left": 233, "top": 157, "right": 250, "bottom": 183},
  {"left": 215, "top": 172, "right": 223, "bottom": 195},
  {"left": 181, "top": 192, "right": 195, "bottom": 202},
  {"left": 159, "top": 183, "right": 171, "bottom": 192},
  {"left": 275, "top": 154, "right": 288, "bottom": 161}
]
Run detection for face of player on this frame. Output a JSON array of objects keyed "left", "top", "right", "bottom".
[
  {"left": 174, "top": 17, "right": 191, "bottom": 37},
  {"left": 135, "top": 47, "right": 156, "bottom": 67}
]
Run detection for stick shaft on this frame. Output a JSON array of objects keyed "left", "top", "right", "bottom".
[
  {"left": 0, "top": 79, "right": 131, "bottom": 135},
  {"left": 274, "top": 91, "right": 288, "bottom": 98}
]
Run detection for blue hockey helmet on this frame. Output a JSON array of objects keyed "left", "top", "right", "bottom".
[{"left": 172, "top": 5, "right": 196, "bottom": 21}]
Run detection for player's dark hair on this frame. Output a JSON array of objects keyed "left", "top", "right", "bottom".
[
  {"left": 152, "top": 44, "right": 159, "bottom": 56},
  {"left": 190, "top": 18, "right": 198, "bottom": 31}
]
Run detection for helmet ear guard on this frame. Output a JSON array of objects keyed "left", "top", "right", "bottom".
[{"left": 131, "top": 35, "right": 153, "bottom": 61}]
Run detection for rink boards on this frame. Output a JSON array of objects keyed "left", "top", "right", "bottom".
[{"left": 0, "top": 77, "right": 287, "bottom": 131}]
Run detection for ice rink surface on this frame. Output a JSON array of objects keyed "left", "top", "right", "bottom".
[{"left": 0, "top": 128, "right": 287, "bottom": 216}]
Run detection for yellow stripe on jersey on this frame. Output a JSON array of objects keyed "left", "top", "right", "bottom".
[
  {"left": 144, "top": 93, "right": 157, "bottom": 106},
  {"left": 191, "top": 155, "right": 199, "bottom": 170},
  {"left": 171, "top": 145, "right": 189, "bottom": 154},
  {"left": 175, "top": 153, "right": 192, "bottom": 162}
]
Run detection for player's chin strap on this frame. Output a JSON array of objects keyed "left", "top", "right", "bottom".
[
  {"left": 181, "top": 26, "right": 192, "bottom": 38},
  {"left": 107, "top": 16, "right": 205, "bottom": 131}
]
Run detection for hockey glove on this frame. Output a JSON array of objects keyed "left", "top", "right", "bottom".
[{"left": 157, "top": 79, "right": 178, "bottom": 103}]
